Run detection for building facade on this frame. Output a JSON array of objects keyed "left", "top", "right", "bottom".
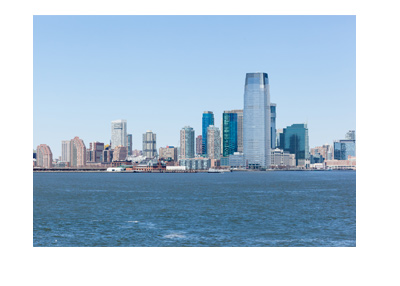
[
  {"left": 113, "top": 145, "right": 128, "bottom": 161},
  {"left": 87, "top": 141, "right": 104, "bottom": 163},
  {"left": 179, "top": 158, "right": 211, "bottom": 170},
  {"left": 270, "top": 149, "right": 296, "bottom": 167},
  {"left": 230, "top": 109, "right": 244, "bottom": 153},
  {"left": 180, "top": 126, "right": 195, "bottom": 159},
  {"left": 142, "top": 130, "right": 157, "bottom": 158},
  {"left": 196, "top": 135, "right": 203, "bottom": 155},
  {"left": 281, "top": 123, "right": 310, "bottom": 166},
  {"left": 202, "top": 111, "right": 214, "bottom": 156},
  {"left": 222, "top": 111, "right": 238, "bottom": 157},
  {"left": 111, "top": 119, "right": 127, "bottom": 149},
  {"left": 345, "top": 130, "right": 356, "bottom": 140},
  {"left": 334, "top": 140, "right": 356, "bottom": 160},
  {"left": 243, "top": 72, "right": 271, "bottom": 169},
  {"left": 70, "top": 136, "right": 86, "bottom": 167},
  {"left": 207, "top": 125, "right": 221, "bottom": 159},
  {"left": 36, "top": 144, "right": 53, "bottom": 168},
  {"left": 61, "top": 140, "right": 71, "bottom": 163},
  {"left": 127, "top": 134, "right": 133, "bottom": 156},
  {"left": 270, "top": 103, "right": 277, "bottom": 149},
  {"left": 159, "top": 146, "right": 178, "bottom": 162}
]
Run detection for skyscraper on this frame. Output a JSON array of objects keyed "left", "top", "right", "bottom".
[
  {"left": 334, "top": 140, "right": 356, "bottom": 160},
  {"left": 196, "top": 135, "right": 203, "bottom": 155},
  {"left": 61, "top": 140, "right": 71, "bottom": 162},
  {"left": 345, "top": 130, "right": 356, "bottom": 140},
  {"left": 230, "top": 109, "right": 244, "bottom": 153},
  {"left": 282, "top": 123, "right": 310, "bottom": 166},
  {"left": 36, "top": 144, "right": 53, "bottom": 168},
  {"left": 142, "top": 130, "right": 157, "bottom": 158},
  {"left": 243, "top": 72, "right": 271, "bottom": 169},
  {"left": 222, "top": 111, "right": 238, "bottom": 157},
  {"left": 113, "top": 145, "right": 128, "bottom": 161},
  {"left": 87, "top": 141, "right": 104, "bottom": 163},
  {"left": 270, "top": 103, "right": 277, "bottom": 149},
  {"left": 202, "top": 111, "right": 214, "bottom": 156},
  {"left": 111, "top": 119, "right": 127, "bottom": 149},
  {"left": 127, "top": 134, "right": 133, "bottom": 156},
  {"left": 70, "top": 136, "right": 86, "bottom": 167},
  {"left": 207, "top": 125, "right": 221, "bottom": 159},
  {"left": 180, "top": 126, "right": 195, "bottom": 159}
]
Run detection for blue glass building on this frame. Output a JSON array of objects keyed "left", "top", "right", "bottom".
[
  {"left": 222, "top": 111, "right": 238, "bottom": 157},
  {"left": 202, "top": 111, "right": 214, "bottom": 156},
  {"left": 334, "top": 140, "right": 356, "bottom": 160},
  {"left": 270, "top": 103, "right": 276, "bottom": 149},
  {"left": 282, "top": 123, "right": 310, "bottom": 166},
  {"left": 243, "top": 72, "right": 271, "bottom": 169}
]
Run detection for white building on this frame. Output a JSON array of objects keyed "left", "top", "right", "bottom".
[
  {"left": 61, "top": 140, "right": 71, "bottom": 162},
  {"left": 111, "top": 119, "right": 127, "bottom": 149}
]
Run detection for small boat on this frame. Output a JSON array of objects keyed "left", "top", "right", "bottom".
[{"left": 208, "top": 168, "right": 232, "bottom": 173}]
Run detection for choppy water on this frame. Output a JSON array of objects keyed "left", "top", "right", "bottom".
[{"left": 33, "top": 171, "right": 356, "bottom": 247}]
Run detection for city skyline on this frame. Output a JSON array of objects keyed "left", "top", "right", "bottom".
[{"left": 33, "top": 16, "right": 356, "bottom": 157}]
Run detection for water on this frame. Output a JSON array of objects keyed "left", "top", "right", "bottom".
[{"left": 33, "top": 171, "right": 356, "bottom": 247}]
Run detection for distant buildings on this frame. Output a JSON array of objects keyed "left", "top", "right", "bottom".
[
  {"left": 334, "top": 140, "right": 356, "bottom": 160},
  {"left": 113, "top": 145, "right": 128, "bottom": 161},
  {"left": 196, "top": 135, "right": 203, "bottom": 155},
  {"left": 230, "top": 109, "right": 243, "bottom": 153},
  {"left": 243, "top": 72, "right": 271, "bottom": 169},
  {"left": 36, "top": 144, "right": 53, "bottom": 168},
  {"left": 270, "top": 149, "right": 296, "bottom": 167},
  {"left": 142, "top": 130, "right": 157, "bottom": 158},
  {"left": 87, "top": 141, "right": 104, "bottom": 163},
  {"left": 207, "top": 125, "right": 221, "bottom": 159},
  {"left": 126, "top": 134, "right": 133, "bottom": 156},
  {"left": 281, "top": 123, "right": 310, "bottom": 166},
  {"left": 159, "top": 146, "right": 178, "bottom": 162},
  {"left": 180, "top": 126, "right": 195, "bottom": 159},
  {"left": 179, "top": 158, "right": 211, "bottom": 170},
  {"left": 202, "top": 111, "right": 214, "bottom": 156},
  {"left": 70, "top": 136, "right": 86, "bottom": 167},
  {"left": 345, "top": 130, "right": 356, "bottom": 140},
  {"left": 61, "top": 140, "right": 71, "bottom": 163},
  {"left": 111, "top": 119, "right": 127, "bottom": 148},
  {"left": 222, "top": 111, "right": 238, "bottom": 157},
  {"left": 270, "top": 103, "right": 277, "bottom": 149}
]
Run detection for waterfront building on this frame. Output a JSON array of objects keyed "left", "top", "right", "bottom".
[
  {"left": 228, "top": 152, "right": 245, "bottom": 169},
  {"left": 222, "top": 111, "right": 238, "bottom": 157},
  {"left": 230, "top": 110, "right": 243, "bottom": 153},
  {"left": 159, "top": 146, "right": 178, "bottom": 162},
  {"left": 202, "top": 111, "right": 214, "bottom": 156},
  {"left": 70, "top": 136, "right": 86, "bottom": 167},
  {"left": 281, "top": 123, "right": 310, "bottom": 166},
  {"left": 179, "top": 158, "right": 211, "bottom": 170},
  {"left": 142, "top": 130, "right": 157, "bottom": 158},
  {"left": 207, "top": 125, "right": 221, "bottom": 159},
  {"left": 196, "top": 135, "right": 203, "bottom": 155},
  {"left": 87, "top": 141, "right": 104, "bottom": 163},
  {"left": 180, "top": 126, "right": 195, "bottom": 159},
  {"left": 310, "top": 145, "right": 331, "bottom": 161},
  {"left": 113, "top": 145, "right": 128, "bottom": 161},
  {"left": 36, "top": 144, "right": 53, "bottom": 168},
  {"left": 270, "top": 103, "right": 277, "bottom": 149},
  {"left": 127, "top": 134, "right": 133, "bottom": 156},
  {"left": 334, "top": 139, "right": 356, "bottom": 160},
  {"left": 270, "top": 148, "right": 296, "bottom": 167},
  {"left": 325, "top": 156, "right": 356, "bottom": 170},
  {"left": 243, "top": 72, "right": 271, "bottom": 169},
  {"left": 111, "top": 119, "right": 127, "bottom": 148},
  {"left": 345, "top": 130, "right": 356, "bottom": 140},
  {"left": 61, "top": 140, "right": 71, "bottom": 163}
]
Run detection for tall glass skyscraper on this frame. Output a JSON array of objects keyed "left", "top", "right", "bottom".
[
  {"left": 282, "top": 123, "right": 310, "bottom": 166},
  {"left": 243, "top": 72, "right": 271, "bottom": 169},
  {"left": 270, "top": 103, "right": 277, "bottom": 149},
  {"left": 222, "top": 111, "right": 238, "bottom": 157},
  {"left": 334, "top": 140, "right": 356, "bottom": 160},
  {"left": 111, "top": 119, "right": 127, "bottom": 148},
  {"left": 202, "top": 111, "right": 214, "bottom": 156}
]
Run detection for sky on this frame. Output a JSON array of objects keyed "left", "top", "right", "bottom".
[{"left": 33, "top": 15, "right": 356, "bottom": 157}]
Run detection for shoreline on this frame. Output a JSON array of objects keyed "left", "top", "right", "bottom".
[{"left": 33, "top": 169, "right": 355, "bottom": 173}]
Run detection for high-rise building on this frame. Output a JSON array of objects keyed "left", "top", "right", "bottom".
[
  {"left": 228, "top": 109, "right": 243, "bottom": 153},
  {"left": 61, "top": 140, "right": 71, "bottom": 162},
  {"left": 142, "top": 130, "right": 157, "bottom": 158},
  {"left": 202, "top": 111, "right": 214, "bottom": 156},
  {"left": 180, "top": 126, "right": 195, "bottom": 159},
  {"left": 87, "top": 141, "right": 104, "bottom": 163},
  {"left": 345, "top": 130, "right": 356, "bottom": 140},
  {"left": 276, "top": 129, "right": 284, "bottom": 149},
  {"left": 270, "top": 103, "right": 277, "bottom": 149},
  {"left": 334, "top": 140, "right": 356, "bottom": 160},
  {"left": 36, "top": 144, "right": 53, "bottom": 168},
  {"left": 196, "top": 135, "right": 203, "bottom": 155},
  {"left": 111, "top": 119, "right": 127, "bottom": 149},
  {"left": 281, "top": 123, "right": 310, "bottom": 166},
  {"left": 207, "top": 125, "right": 221, "bottom": 159},
  {"left": 243, "top": 72, "right": 271, "bottom": 169},
  {"left": 70, "top": 137, "right": 86, "bottom": 167},
  {"left": 127, "top": 134, "right": 133, "bottom": 156},
  {"left": 159, "top": 146, "right": 178, "bottom": 162},
  {"left": 222, "top": 111, "right": 238, "bottom": 157},
  {"left": 113, "top": 145, "right": 128, "bottom": 161}
]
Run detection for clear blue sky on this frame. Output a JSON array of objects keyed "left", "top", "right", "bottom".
[{"left": 33, "top": 15, "right": 355, "bottom": 157}]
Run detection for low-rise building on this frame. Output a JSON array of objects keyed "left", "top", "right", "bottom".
[{"left": 179, "top": 158, "right": 211, "bottom": 170}]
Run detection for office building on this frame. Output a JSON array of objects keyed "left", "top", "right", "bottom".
[
  {"left": 159, "top": 146, "right": 178, "bottom": 162},
  {"left": 228, "top": 152, "right": 246, "bottom": 169},
  {"left": 334, "top": 140, "right": 356, "bottom": 160},
  {"left": 33, "top": 149, "right": 36, "bottom": 159},
  {"left": 243, "top": 72, "right": 271, "bottom": 169},
  {"left": 61, "top": 140, "right": 71, "bottom": 162},
  {"left": 127, "top": 134, "right": 133, "bottom": 156},
  {"left": 179, "top": 158, "right": 211, "bottom": 170},
  {"left": 229, "top": 109, "right": 243, "bottom": 153},
  {"left": 142, "top": 130, "right": 157, "bottom": 158},
  {"left": 222, "top": 111, "right": 238, "bottom": 157},
  {"left": 196, "top": 135, "right": 203, "bottom": 155},
  {"left": 36, "top": 144, "right": 53, "bottom": 168},
  {"left": 345, "top": 130, "right": 356, "bottom": 140},
  {"left": 202, "top": 111, "right": 214, "bottom": 155},
  {"left": 276, "top": 129, "right": 284, "bottom": 150},
  {"left": 180, "top": 126, "right": 195, "bottom": 159},
  {"left": 113, "top": 145, "right": 128, "bottom": 161},
  {"left": 103, "top": 149, "right": 113, "bottom": 163},
  {"left": 270, "top": 103, "right": 276, "bottom": 149},
  {"left": 70, "top": 136, "right": 86, "bottom": 167},
  {"left": 207, "top": 125, "right": 221, "bottom": 159},
  {"left": 111, "top": 119, "right": 127, "bottom": 148},
  {"left": 87, "top": 141, "right": 104, "bottom": 163},
  {"left": 270, "top": 149, "right": 296, "bottom": 167},
  {"left": 281, "top": 123, "right": 310, "bottom": 166}
]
